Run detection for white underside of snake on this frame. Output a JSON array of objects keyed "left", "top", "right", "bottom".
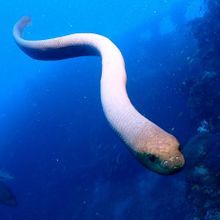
[{"left": 13, "top": 17, "right": 185, "bottom": 175}]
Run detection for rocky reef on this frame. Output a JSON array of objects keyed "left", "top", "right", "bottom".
[
  {"left": 183, "top": 0, "right": 220, "bottom": 218},
  {"left": 186, "top": 0, "right": 220, "bottom": 133},
  {"left": 184, "top": 133, "right": 220, "bottom": 219}
]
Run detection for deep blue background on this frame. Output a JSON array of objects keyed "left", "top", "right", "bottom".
[{"left": 0, "top": 0, "right": 206, "bottom": 219}]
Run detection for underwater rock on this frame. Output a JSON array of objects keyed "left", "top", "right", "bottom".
[{"left": 183, "top": 133, "right": 220, "bottom": 219}]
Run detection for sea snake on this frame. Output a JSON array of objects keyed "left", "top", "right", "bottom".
[{"left": 13, "top": 17, "right": 185, "bottom": 174}]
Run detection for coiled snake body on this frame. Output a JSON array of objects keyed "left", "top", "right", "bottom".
[{"left": 13, "top": 17, "right": 185, "bottom": 174}]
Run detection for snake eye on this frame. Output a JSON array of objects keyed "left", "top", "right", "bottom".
[{"left": 148, "top": 155, "right": 156, "bottom": 163}]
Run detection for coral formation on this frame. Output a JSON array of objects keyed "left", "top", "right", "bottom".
[
  {"left": 186, "top": 0, "right": 220, "bottom": 133},
  {"left": 184, "top": 133, "right": 220, "bottom": 219},
  {"left": 183, "top": 1, "right": 220, "bottom": 218}
]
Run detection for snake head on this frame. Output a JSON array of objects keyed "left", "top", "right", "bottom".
[{"left": 135, "top": 135, "right": 185, "bottom": 175}]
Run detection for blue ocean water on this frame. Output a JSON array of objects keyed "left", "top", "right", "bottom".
[{"left": 0, "top": 0, "right": 219, "bottom": 219}]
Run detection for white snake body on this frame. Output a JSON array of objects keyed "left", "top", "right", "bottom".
[{"left": 13, "top": 17, "right": 185, "bottom": 174}]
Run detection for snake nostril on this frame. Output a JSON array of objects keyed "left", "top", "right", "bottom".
[
  {"left": 175, "top": 156, "right": 180, "bottom": 162},
  {"left": 174, "top": 156, "right": 185, "bottom": 168}
]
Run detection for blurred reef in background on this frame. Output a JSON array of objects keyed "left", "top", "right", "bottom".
[{"left": 183, "top": 0, "right": 220, "bottom": 218}]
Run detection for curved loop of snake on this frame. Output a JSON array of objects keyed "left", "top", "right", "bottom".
[{"left": 13, "top": 17, "right": 185, "bottom": 175}]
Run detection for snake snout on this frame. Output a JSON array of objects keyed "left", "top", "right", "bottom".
[{"left": 162, "top": 154, "right": 185, "bottom": 172}]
